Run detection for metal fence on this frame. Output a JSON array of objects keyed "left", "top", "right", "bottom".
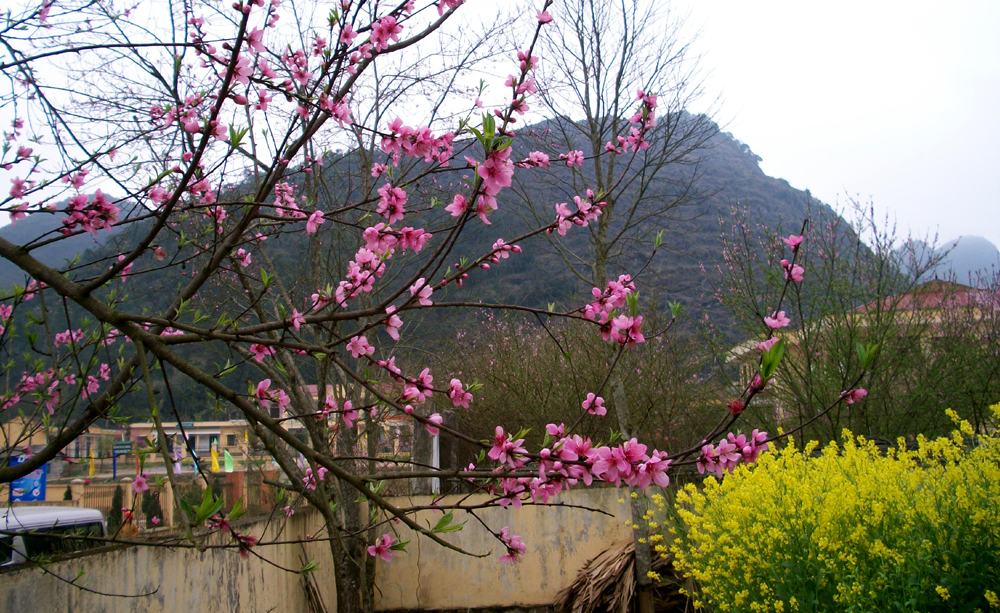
[
  {"left": 79, "top": 483, "right": 119, "bottom": 517},
  {"left": 221, "top": 471, "right": 278, "bottom": 516}
]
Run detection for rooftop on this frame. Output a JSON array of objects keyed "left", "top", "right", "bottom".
[{"left": 1, "top": 507, "right": 104, "bottom": 531}]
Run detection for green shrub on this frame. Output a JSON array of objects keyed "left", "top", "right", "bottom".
[
  {"left": 141, "top": 491, "right": 163, "bottom": 525},
  {"left": 107, "top": 485, "right": 124, "bottom": 534}
]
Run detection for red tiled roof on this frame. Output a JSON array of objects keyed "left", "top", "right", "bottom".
[{"left": 855, "top": 280, "right": 995, "bottom": 313}]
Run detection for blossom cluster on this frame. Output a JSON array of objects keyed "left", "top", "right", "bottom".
[
  {"left": 696, "top": 430, "right": 769, "bottom": 479},
  {"left": 603, "top": 89, "right": 657, "bottom": 154},
  {"left": 380, "top": 118, "right": 455, "bottom": 166},
  {"left": 59, "top": 190, "right": 120, "bottom": 235},
  {"left": 254, "top": 379, "right": 291, "bottom": 413},
  {"left": 498, "top": 526, "right": 526, "bottom": 564},
  {"left": 0, "top": 304, "right": 11, "bottom": 336},
  {"left": 2, "top": 363, "right": 111, "bottom": 413},
  {"left": 484, "top": 427, "right": 672, "bottom": 508},
  {"left": 552, "top": 190, "right": 605, "bottom": 236}
]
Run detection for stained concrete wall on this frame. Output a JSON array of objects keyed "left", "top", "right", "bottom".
[
  {"left": 373, "top": 487, "right": 632, "bottom": 611},
  {"left": 0, "top": 508, "right": 337, "bottom": 613},
  {"left": 0, "top": 487, "right": 631, "bottom": 612}
]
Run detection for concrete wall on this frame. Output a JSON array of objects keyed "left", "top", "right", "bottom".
[
  {"left": 0, "top": 508, "right": 337, "bottom": 613},
  {"left": 0, "top": 487, "right": 631, "bottom": 612},
  {"left": 373, "top": 487, "right": 632, "bottom": 611}
]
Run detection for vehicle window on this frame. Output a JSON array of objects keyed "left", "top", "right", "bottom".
[
  {"left": 21, "top": 522, "right": 104, "bottom": 560},
  {"left": 0, "top": 536, "right": 12, "bottom": 565}
]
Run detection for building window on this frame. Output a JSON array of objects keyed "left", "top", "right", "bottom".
[
  {"left": 377, "top": 428, "right": 396, "bottom": 455},
  {"left": 395, "top": 426, "right": 413, "bottom": 455},
  {"left": 227, "top": 434, "right": 236, "bottom": 447}
]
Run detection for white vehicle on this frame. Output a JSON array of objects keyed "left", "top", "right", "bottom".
[{"left": 0, "top": 507, "right": 106, "bottom": 566}]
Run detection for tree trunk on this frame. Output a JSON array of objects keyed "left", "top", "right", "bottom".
[
  {"left": 331, "top": 406, "right": 367, "bottom": 613},
  {"left": 612, "top": 377, "right": 654, "bottom": 613}
]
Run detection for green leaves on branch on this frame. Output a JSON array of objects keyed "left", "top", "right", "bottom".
[
  {"left": 389, "top": 539, "right": 409, "bottom": 552},
  {"left": 466, "top": 113, "right": 512, "bottom": 152},
  {"left": 229, "top": 497, "right": 247, "bottom": 521},
  {"left": 856, "top": 342, "right": 878, "bottom": 370},
  {"left": 429, "top": 511, "right": 465, "bottom": 534},
  {"left": 300, "top": 558, "right": 321, "bottom": 575},
  {"left": 626, "top": 291, "right": 639, "bottom": 316},
  {"left": 356, "top": 480, "right": 386, "bottom": 503},
  {"left": 482, "top": 112, "right": 495, "bottom": 141},
  {"left": 228, "top": 125, "right": 249, "bottom": 151},
  {"left": 219, "top": 359, "right": 238, "bottom": 378},
  {"left": 759, "top": 339, "right": 785, "bottom": 380},
  {"left": 178, "top": 485, "right": 225, "bottom": 528}
]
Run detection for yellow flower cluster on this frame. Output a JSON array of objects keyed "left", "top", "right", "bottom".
[
  {"left": 669, "top": 404, "right": 1000, "bottom": 612},
  {"left": 624, "top": 491, "right": 672, "bottom": 560},
  {"left": 985, "top": 590, "right": 999, "bottom": 607}
]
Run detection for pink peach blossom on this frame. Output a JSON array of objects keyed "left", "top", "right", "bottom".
[
  {"left": 367, "top": 534, "right": 397, "bottom": 562},
  {"left": 764, "top": 311, "right": 791, "bottom": 329}
]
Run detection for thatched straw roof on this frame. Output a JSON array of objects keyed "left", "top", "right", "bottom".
[{"left": 554, "top": 540, "right": 691, "bottom": 613}]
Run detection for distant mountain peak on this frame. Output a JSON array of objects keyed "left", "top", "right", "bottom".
[
  {"left": 0, "top": 209, "right": 121, "bottom": 290},
  {"left": 913, "top": 235, "right": 1000, "bottom": 284}
]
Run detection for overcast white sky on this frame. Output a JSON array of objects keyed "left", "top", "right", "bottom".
[{"left": 673, "top": 0, "right": 1000, "bottom": 246}]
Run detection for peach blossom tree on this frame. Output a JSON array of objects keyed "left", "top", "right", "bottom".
[{"left": 0, "top": 0, "right": 869, "bottom": 609}]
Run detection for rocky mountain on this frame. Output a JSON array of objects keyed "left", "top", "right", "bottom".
[
  {"left": 2, "top": 118, "right": 836, "bottom": 310},
  {"left": 0, "top": 119, "right": 843, "bottom": 418}
]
